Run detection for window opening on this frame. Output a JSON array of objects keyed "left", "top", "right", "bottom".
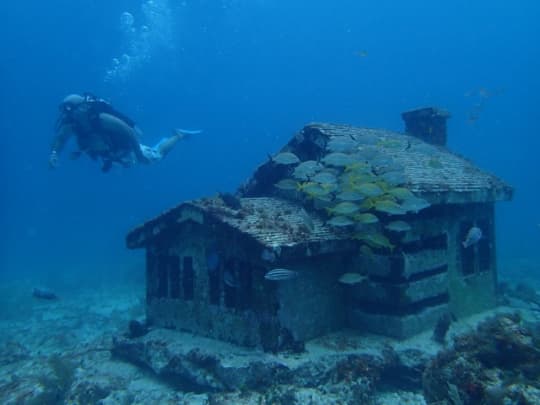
[
  {"left": 146, "top": 251, "right": 157, "bottom": 300},
  {"left": 460, "top": 220, "right": 492, "bottom": 275},
  {"left": 169, "top": 255, "right": 180, "bottom": 299},
  {"left": 402, "top": 233, "right": 447, "bottom": 253},
  {"left": 183, "top": 256, "right": 195, "bottom": 300},
  {"left": 207, "top": 250, "right": 221, "bottom": 305},
  {"left": 224, "top": 258, "right": 238, "bottom": 309},
  {"left": 237, "top": 261, "right": 253, "bottom": 310},
  {"left": 477, "top": 219, "right": 491, "bottom": 272},
  {"left": 157, "top": 256, "right": 168, "bottom": 298}
]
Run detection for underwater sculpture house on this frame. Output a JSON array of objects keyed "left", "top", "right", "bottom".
[{"left": 126, "top": 107, "right": 513, "bottom": 352}]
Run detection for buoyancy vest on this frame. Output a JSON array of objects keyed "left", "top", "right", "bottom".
[{"left": 82, "top": 93, "right": 137, "bottom": 130}]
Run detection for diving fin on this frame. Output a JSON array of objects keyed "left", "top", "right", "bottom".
[{"left": 173, "top": 128, "right": 203, "bottom": 140}]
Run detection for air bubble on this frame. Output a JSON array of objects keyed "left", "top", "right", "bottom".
[
  {"left": 105, "top": 1, "right": 174, "bottom": 83},
  {"left": 120, "top": 12, "right": 134, "bottom": 28}
]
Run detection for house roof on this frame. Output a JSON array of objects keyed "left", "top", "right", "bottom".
[
  {"left": 239, "top": 123, "right": 513, "bottom": 204},
  {"left": 127, "top": 122, "right": 513, "bottom": 252},
  {"left": 126, "top": 196, "right": 355, "bottom": 257}
]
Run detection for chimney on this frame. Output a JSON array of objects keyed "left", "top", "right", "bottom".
[{"left": 401, "top": 107, "right": 450, "bottom": 146}]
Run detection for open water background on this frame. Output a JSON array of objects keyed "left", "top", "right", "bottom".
[{"left": 0, "top": 0, "right": 539, "bottom": 287}]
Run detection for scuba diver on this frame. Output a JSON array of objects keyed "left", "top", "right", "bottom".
[{"left": 49, "top": 93, "right": 199, "bottom": 172}]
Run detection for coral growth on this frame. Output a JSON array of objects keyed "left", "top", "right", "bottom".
[{"left": 423, "top": 313, "right": 540, "bottom": 405}]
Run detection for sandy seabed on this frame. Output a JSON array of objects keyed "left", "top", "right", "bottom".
[{"left": 0, "top": 276, "right": 538, "bottom": 405}]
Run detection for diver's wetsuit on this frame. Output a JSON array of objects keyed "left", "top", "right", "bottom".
[{"left": 50, "top": 93, "right": 184, "bottom": 172}]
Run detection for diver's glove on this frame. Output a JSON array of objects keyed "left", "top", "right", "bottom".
[{"left": 48, "top": 150, "right": 59, "bottom": 169}]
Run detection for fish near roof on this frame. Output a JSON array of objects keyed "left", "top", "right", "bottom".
[
  {"left": 126, "top": 197, "right": 355, "bottom": 259},
  {"left": 239, "top": 123, "right": 513, "bottom": 204}
]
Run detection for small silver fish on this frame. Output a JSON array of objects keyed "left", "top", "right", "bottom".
[
  {"left": 322, "top": 152, "right": 355, "bottom": 167},
  {"left": 381, "top": 171, "right": 407, "bottom": 186},
  {"left": 338, "top": 273, "right": 368, "bottom": 285},
  {"left": 326, "top": 138, "right": 357, "bottom": 153},
  {"left": 401, "top": 197, "right": 431, "bottom": 213},
  {"left": 312, "top": 171, "right": 338, "bottom": 184},
  {"left": 327, "top": 215, "right": 355, "bottom": 227},
  {"left": 272, "top": 152, "right": 300, "bottom": 165},
  {"left": 274, "top": 178, "right": 298, "bottom": 190},
  {"left": 330, "top": 201, "right": 360, "bottom": 215},
  {"left": 354, "top": 145, "right": 379, "bottom": 160},
  {"left": 293, "top": 160, "right": 322, "bottom": 180},
  {"left": 462, "top": 226, "right": 482, "bottom": 248},
  {"left": 356, "top": 183, "right": 384, "bottom": 198},
  {"left": 336, "top": 191, "right": 364, "bottom": 202},
  {"left": 355, "top": 213, "right": 379, "bottom": 224},
  {"left": 264, "top": 268, "right": 298, "bottom": 281},
  {"left": 385, "top": 220, "right": 412, "bottom": 232}
]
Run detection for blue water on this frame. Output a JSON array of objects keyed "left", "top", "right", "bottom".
[{"left": 1, "top": 0, "right": 539, "bottom": 285}]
